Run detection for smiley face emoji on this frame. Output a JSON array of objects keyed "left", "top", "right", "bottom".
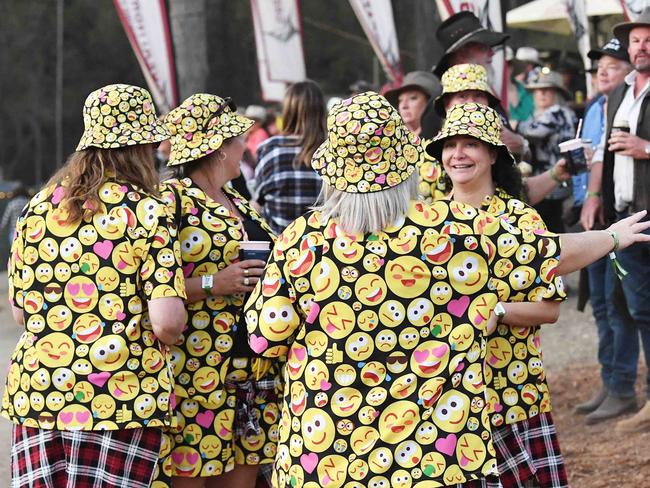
[
  {"left": 432, "top": 391, "right": 469, "bottom": 433},
  {"left": 350, "top": 426, "right": 380, "bottom": 455},
  {"left": 410, "top": 340, "right": 449, "bottom": 378},
  {"left": 385, "top": 256, "right": 431, "bottom": 298},
  {"left": 378, "top": 401, "right": 419, "bottom": 444},
  {"left": 448, "top": 252, "right": 488, "bottom": 294},
  {"left": 37, "top": 333, "right": 74, "bottom": 367},
  {"left": 89, "top": 335, "right": 127, "bottom": 371},
  {"left": 355, "top": 274, "right": 387, "bottom": 306},
  {"left": 302, "top": 408, "right": 335, "bottom": 453},
  {"left": 319, "top": 302, "right": 355, "bottom": 339},
  {"left": 456, "top": 433, "right": 486, "bottom": 471},
  {"left": 331, "top": 387, "right": 363, "bottom": 417},
  {"left": 311, "top": 257, "right": 340, "bottom": 299},
  {"left": 56, "top": 404, "right": 93, "bottom": 430}
]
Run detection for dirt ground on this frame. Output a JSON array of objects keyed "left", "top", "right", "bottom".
[{"left": 0, "top": 272, "right": 648, "bottom": 486}]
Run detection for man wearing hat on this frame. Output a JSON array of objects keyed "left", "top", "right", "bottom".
[
  {"left": 574, "top": 38, "right": 635, "bottom": 425},
  {"left": 583, "top": 7, "right": 650, "bottom": 432},
  {"left": 432, "top": 11, "right": 509, "bottom": 79}
]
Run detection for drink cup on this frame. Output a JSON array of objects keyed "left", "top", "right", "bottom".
[
  {"left": 239, "top": 241, "right": 271, "bottom": 262},
  {"left": 559, "top": 138, "right": 590, "bottom": 175},
  {"left": 611, "top": 120, "right": 630, "bottom": 134}
]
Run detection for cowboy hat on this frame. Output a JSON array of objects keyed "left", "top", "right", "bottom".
[{"left": 384, "top": 71, "right": 441, "bottom": 108}]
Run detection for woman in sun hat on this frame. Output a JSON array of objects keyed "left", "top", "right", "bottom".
[
  {"left": 385, "top": 70, "right": 441, "bottom": 136},
  {"left": 4, "top": 83, "right": 187, "bottom": 487},
  {"left": 243, "top": 91, "right": 650, "bottom": 488},
  {"left": 156, "top": 93, "right": 281, "bottom": 488},
  {"left": 428, "top": 102, "right": 569, "bottom": 487},
  {"left": 518, "top": 70, "right": 577, "bottom": 232}
]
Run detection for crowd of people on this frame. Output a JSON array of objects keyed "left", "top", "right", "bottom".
[{"left": 4, "top": 8, "right": 650, "bottom": 488}]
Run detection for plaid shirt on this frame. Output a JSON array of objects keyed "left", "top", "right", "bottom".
[{"left": 254, "top": 135, "right": 322, "bottom": 234}]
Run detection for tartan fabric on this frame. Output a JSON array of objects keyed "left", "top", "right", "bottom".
[
  {"left": 11, "top": 425, "right": 162, "bottom": 488},
  {"left": 492, "top": 412, "right": 568, "bottom": 488},
  {"left": 254, "top": 135, "right": 322, "bottom": 234},
  {"left": 226, "top": 376, "right": 278, "bottom": 438}
]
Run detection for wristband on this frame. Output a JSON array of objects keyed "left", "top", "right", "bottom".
[
  {"left": 605, "top": 230, "right": 619, "bottom": 252},
  {"left": 586, "top": 191, "right": 601, "bottom": 198},
  {"left": 201, "top": 275, "right": 214, "bottom": 296},
  {"left": 549, "top": 166, "right": 563, "bottom": 183}
]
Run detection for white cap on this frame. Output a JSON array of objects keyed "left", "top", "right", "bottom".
[{"left": 244, "top": 105, "right": 266, "bottom": 121}]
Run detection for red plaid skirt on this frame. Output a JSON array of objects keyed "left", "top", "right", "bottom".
[
  {"left": 491, "top": 412, "right": 568, "bottom": 488},
  {"left": 11, "top": 425, "right": 162, "bottom": 488}
]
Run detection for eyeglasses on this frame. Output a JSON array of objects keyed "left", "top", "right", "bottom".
[{"left": 215, "top": 97, "right": 237, "bottom": 118}]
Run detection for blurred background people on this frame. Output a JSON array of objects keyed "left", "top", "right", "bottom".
[
  {"left": 385, "top": 70, "right": 441, "bottom": 136},
  {"left": 0, "top": 185, "right": 29, "bottom": 245},
  {"left": 253, "top": 80, "right": 326, "bottom": 234},
  {"left": 518, "top": 70, "right": 578, "bottom": 232}
]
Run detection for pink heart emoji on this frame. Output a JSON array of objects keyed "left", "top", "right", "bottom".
[
  {"left": 432, "top": 345, "right": 448, "bottom": 358},
  {"left": 414, "top": 350, "right": 429, "bottom": 363},
  {"left": 377, "top": 258, "right": 385, "bottom": 266},
  {"left": 300, "top": 453, "right": 318, "bottom": 473},
  {"left": 119, "top": 185, "right": 128, "bottom": 193},
  {"left": 375, "top": 174, "right": 386, "bottom": 184},
  {"left": 493, "top": 403, "right": 503, "bottom": 413},
  {"left": 249, "top": 334, "right": 268, "bottom": 354},
  {"left": 187, "top": 452, "right": 199, "bottom": 465},
  {"left": 116, "top": 311, "right": 126, "bottom": 321},
  {"left": 448, "top": 296, "right": 470, "bottom": 317},
  {"left": 67, "top": 283, "right": 80, "bottom": 295},
  {"left": 435, "top": 433, "right": 457, "bottom": 456},
  {"left": 88, "top": 372, "right": 111, "bottom": 387},
  {"left": 75, "top": 411, "right": 90, "bottom": 423},
  {"left": 93, "top": 240, "right": 114, "bottom": 260},
  {"left": 196, "top": 410, "right": 215, "bottom": 428},
  {"left": 51, "top": 186, "right": 66, "bottom": 204},
  {"left": 59, "top": 412, "right": 73, "bottom": 424},
  {"left": 182, "top": 263, "right": 195, "bottom": 278},
  {"left": 306, "top": 303, "right": 320, "bottom": 324},
  {"left": 171, "top": 452, "right": 184, "bottom": 464},
  {"left": 320, "top": 380, "right": 332, "bottom": 391},
  {"left": 190, "top": 207, "right": 198, "bottom": 215}
]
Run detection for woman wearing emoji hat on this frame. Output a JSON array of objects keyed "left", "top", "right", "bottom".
[
  {"left": 428, "top": 102, "right": 568, "bottom": 487},
  {"left": 157, "top": 93, "right": 281, "bottom": 488},
  {"left": 3, "top": 84, "right": 187, "bottom": 487},
  {"left": 244, "top": 92, "right": 650, "bottom": 487}
]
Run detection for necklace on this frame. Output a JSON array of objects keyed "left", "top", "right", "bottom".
[{"left": 219, "top": 188, "right": 237, "bottom": 215}]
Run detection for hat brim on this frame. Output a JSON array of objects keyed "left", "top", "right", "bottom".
[
  {"left": 385, "top": 84, "right": 432, "bottom": 107},
  {"left": 523, "top": 82, "right": 571, "bottom": 101},
  {"left": 433, "top": 91, "right": 502, "bottom": 118},
  {"left": 166, "top": 114, "right": 254, "bottom": 166},
  {"left": 426, "top": 130, "right": 515, "bottom": 169},
  {"left": 76, "top": 118, "right": 169, "bottom": 152},
  {"left": 614, "top": 21, "right": 650, "bottom": 45},
  {"left": 587, "top": 48, "right": 629, "bottom": 63},
  {"left": 432, "top": 30, "right": 509, "bottom": 78}
]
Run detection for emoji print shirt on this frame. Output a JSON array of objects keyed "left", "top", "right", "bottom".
[
  {"left": 480, "top": 188, "right": 567, "bottom": 427},
  {"left": 159, "top": 178, "right": 275, "bottom": 405},
  {"left": 2, "top": 178, "right": 186, "bottom": 431},
  {"left": 244, "top": 199, "right": 562, "bottom": 487},
  {"left": 418, "top": 139, "right": 449, "bottom": 204}
]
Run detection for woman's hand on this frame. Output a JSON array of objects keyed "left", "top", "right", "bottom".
[
  {"left": 485, "top": 312, "right": 499, "bottom": 336},
  {"left": 213, "top": 260, "right": 266, "bottom": 295},
  {"left": 608, "top": 210, "right": 650, "bottom": 251},
  {"left": 552, "top": 158, "right": 571, "bottom": 182}
]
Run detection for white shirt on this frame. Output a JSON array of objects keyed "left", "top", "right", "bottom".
[{"left": 611, "top": 71, "right": 650, "bottom": 211}]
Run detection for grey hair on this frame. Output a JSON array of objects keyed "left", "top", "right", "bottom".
[{"left": 312, "top": 174, "right": 419, "bottom": 235}]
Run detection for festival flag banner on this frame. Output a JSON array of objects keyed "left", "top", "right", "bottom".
[
  {"left": 563, "top": 0, "right": 592, "bottom": 98},
  {"left": 113, "top": 0, "right": 178, "bottom": 113},
  {"left": 435, "top": 0, "right": 507, "bottom": 108},
  {"left": 620, "top": 0, "right": 647, "bottom": 20},
  {"left": 349, "top": 0, "right": 403, "bottom": 84},
  {"left": 250, "top": 0, "right": 306, "bottom": 102}
]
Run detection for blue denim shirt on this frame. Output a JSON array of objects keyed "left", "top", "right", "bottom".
[{"left": 573, "top": 95, "right": 606, "bottom": 205}]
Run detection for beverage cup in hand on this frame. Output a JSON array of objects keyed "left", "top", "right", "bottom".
[
  {"left": 239, "top": 241, "right": 271, "bottom": 263},
  {"left": 559, "top": 138, "right": 590, "bottom": 175}
]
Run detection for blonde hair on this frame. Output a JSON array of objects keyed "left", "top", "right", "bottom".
[
  {"left": 313, "top": 174, "right": 419, "bottom": 234},
  {"left": 47, "top": 145, "right": 158, "bottom": 222}
]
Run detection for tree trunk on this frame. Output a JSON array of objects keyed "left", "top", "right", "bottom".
[{"left": 169, "top": 0, "right": 209, "bottom": 99}]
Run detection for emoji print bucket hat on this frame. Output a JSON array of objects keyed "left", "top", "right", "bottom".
[
  {"left": 427, "top": 102, "right": 516, "bottom": 166},
  {"left": 311, "top": 91, "right": 423, "bottom": 193},
  {"left": 165, "top": 93, "right": 254, "bottom": 166},
  {"left": 76, "top": 84, "right": 169, "bottom": 151},
  {"left": 434, "top": 64, "right": 502, "bottom": 116}
]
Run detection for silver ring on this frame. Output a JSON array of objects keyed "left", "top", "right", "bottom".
[
  {"left": 244, "top": 269, "right": 249, "bottom": 277},
  {"left": 244, "top": 277, "right": 250, "bottom": 286}
]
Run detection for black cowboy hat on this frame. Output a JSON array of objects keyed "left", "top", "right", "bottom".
[{"left": 432, "top": 11, "right": 509, "bottom": 78}]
